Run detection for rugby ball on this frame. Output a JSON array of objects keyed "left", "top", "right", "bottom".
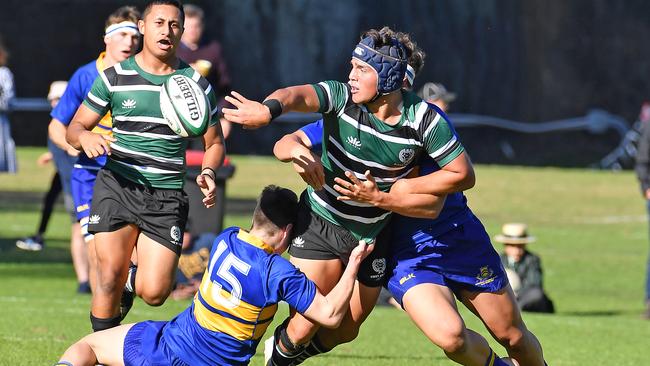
[{"left": 160, "top": 74, "right": 210, "bottom": 137}]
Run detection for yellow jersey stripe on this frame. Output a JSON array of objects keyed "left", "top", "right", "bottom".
[
  {"left": 193, "top": 298, "right": 274, "bottom": 341},
  {"left": 198, "top": 277, "right": 278, "bottom": 322}
]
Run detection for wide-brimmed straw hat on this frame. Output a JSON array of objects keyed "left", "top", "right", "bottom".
[{"left": 493, "top": 223, "right": 536, "bottom": 245}]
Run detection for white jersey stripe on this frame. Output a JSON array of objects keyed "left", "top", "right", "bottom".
[
  {"left": 406, "top": 102, "right": 429, "bottom": 130},
  {"left": 326, "top": 151, "right": 413, "bottom": 184},
  {"left": 339, "top": 113, "right": 422, "bottom": 146},
  {"left": 327, "top": 136, "right": 404, "bottom": 171},
  {"left": 111, "top": 85, "right": 162, "bottom": 93},
  {"left": 422, "top": 113, "right": 442, "bottom": 141},
  {"left": 429, "top": 135, "right": 459, "bottom": 160},
  {"left": 113, "top": 127, "right": 182, "bottom": 140},
  {"left": 114, "top": 63, "right": 138, "bottom": 75},
  {"left": 110, "top": 143, "right": 184, "bottom": 165},
  {"left": 87, "top": 92, "right": 108, "bottom": 107},
  {"left": 321, "top": 183, "right": 374, "bottom": 208},
  {"left": 113, "top": 115, "right": 168, "bottom": 124},
  {"left": 310, "top": 191, "right": 392, "bottom": 224},
  {"left": 318, "top": 82, "right": 333, "bottom": 113},
  {"left": 99, "top": 70, "right": 113, "bottom": 92},
  {"left": 111, "top": 159, "right": 181, "bottom": 174}
]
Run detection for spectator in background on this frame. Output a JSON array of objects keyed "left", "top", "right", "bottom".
[
  {"left": 496, "top": 223, "right": 555, "bottom": 313},
  {"left": 634, "top": 115, "right": 650, "bottom": 319},
  {"left": 15, "top": 82, "right": 75, "bottom": 250},
  {"left": 418, "top": 82, "right": 456, "bottom": 113},
  {"left": 177, "top": 3, "right": 232, "bottom": 138},
  {"left": 0, "top": 35, "right": 16, "bottom": 173}
]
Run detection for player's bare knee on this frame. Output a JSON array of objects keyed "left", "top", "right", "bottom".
[
  {"left": 436, "top": 328, "right": 466, "bottom": 354},
  {"left": 287, "top": 321, "right": 318, "bottom": 345},
  {"left": 495, "top": 326, "right": 525, "bottom": 350},
  {"left": 140, "top": 288, "right": 171, "bottom": 306},
  {"left": 334, "top": 322, "right": 361, "bottom": 344}
]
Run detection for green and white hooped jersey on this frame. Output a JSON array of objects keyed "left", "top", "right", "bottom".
[
  {"left": 309, "top": 80, "right": 464, "bottom": 242},
  {"left": 83, "top": 56, "right": 219, "bottom": 189}
]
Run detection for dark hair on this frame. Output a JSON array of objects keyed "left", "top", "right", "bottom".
[
  {"left": 143, "top": 0, "right": 185, "bottom": 24},
  {"left": 361, "top": 26, "right": 425, "bottom": 74},
  {"left": 396, "top": 32, "right": 425, "bottom": 75},
  {"left": 105, "top": 6, "right": 141, "bottom": 28},
  {"left": 183, "top": 4, "right": 204, "bottom": 21},
  {"left": 252, "top": 185, "right": 298, "bottom": 232}
]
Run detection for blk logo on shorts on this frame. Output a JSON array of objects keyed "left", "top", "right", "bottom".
[
  {"left": 292, "top": 236, "right": 305, "bottom": 248},
  {"left": 89, "top": 215, "right": 101, "bottom": 225}
]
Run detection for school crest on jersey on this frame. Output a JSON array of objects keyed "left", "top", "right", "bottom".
[{"left": 398, "top": 148, "right": 415, "bottom": 165}]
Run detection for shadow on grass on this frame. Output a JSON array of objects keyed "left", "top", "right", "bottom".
[
  {"left": 319, "top": 354, "right": 448, "bottom": 361},
  {"left": 557, "top": 310, "right": 635, "bottom": 317}
]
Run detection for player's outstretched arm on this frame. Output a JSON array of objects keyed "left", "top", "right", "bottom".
[
  {"left": 222, "top": 85, "right": 320, "bottom": 129},
  {"left": 301, "top": 241, "right": 373, "bottom": 328},
  {"left": 274, "top": 130, "right": 325, "bottom": 190},
  {"left": 334, "top": 170, "right": 447, "bottom": 219},
  {"left": 66, "top": 104, "right": 115, "bottom": 158}
]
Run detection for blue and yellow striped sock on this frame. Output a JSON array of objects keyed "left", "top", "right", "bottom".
[{"left": 485, "top": 349, "right": 512, "bottom": 366}]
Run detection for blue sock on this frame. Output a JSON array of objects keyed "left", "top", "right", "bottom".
[{"left": 485, "top": 349, "right": 512, "bottom": 366}]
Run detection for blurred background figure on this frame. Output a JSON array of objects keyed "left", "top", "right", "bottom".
[
  {"left": 15, "top": 81, "right": 71, "bottom": 253},
  {"left": 418, "top": 82, "right": 456, "bottom": 113},
  {"left": 496, "top": 223, "right": 555, "bottom": 313},
  {"left": 0, "top": 34, "right": 16, "bottom": 173},
  {"left": 177, "top": 3, "right": 232, "bottom": 138},
  {"left": 634, "top": 112, "right": 650, "bottom": 319}
]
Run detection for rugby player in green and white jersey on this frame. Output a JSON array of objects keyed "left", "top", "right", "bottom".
[
  {"left": 67, "top": 0, "right": 225, "bottom": 333},
  {"left": 223, "top": 27, "right": 475, "bottom": 365}
]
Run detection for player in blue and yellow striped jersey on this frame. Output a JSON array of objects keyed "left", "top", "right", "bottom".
[
  {"left": 46, "top": 6, "right": 141, "bottom": 295},
  {"left": 55, "top": 185, "right": 373, "bottom": 366}
]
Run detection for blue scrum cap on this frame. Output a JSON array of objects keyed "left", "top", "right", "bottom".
[{"left": 352, "top": 35, "right": 408, "bottom": 95}]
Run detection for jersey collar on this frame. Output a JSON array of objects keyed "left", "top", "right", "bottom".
[
  {"left": 95, "top": 52, "right": 106, "bottom": 72},
  {"left": 237, "top": 229, "right": 274, "bottom": 254}
]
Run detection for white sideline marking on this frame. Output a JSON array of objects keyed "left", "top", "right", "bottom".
[
  {"left": 576, "top": 215, "right": 646, "bottom": 224},
  {"left": 1, "top": 335, "right": 67, "bottom": 343}
]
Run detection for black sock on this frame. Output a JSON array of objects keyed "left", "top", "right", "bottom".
[
  {"left": 294, "top": 334, "right": 330, "bottom": 364},
  {"left": 269, "top": 322, "right": 306, "bottom": 366},
  {"left": 90, "top": 313, "right": 121, "bottom": 332}
]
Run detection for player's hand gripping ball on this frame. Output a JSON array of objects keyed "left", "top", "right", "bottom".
[{"left": 160, "top": 75, "right": 210, "bottom": 137}]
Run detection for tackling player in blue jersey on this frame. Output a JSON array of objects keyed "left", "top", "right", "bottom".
[{"left": 55, "top": 185, "right": 373, "bottom": 366}]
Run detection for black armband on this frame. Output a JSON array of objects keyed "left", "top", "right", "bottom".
[{"left": 262, "top": 99, "right": 283, "bottom": 120}]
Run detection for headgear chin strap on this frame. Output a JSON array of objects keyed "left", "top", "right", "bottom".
[{"left": 352, "top": 36, "right": 408, "bottom": 95}]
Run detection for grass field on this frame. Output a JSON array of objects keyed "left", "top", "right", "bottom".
[{"left": 2, "top": 147, "right": 650, "bottom": 365}]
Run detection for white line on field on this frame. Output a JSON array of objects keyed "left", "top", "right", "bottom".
[{"left": 575, "top": 215, "right": 647, "bottom": 224}]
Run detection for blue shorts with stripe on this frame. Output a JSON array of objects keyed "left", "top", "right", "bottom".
[
  {"left": 387, "top": 214, "right": 508, "bottom": 306},
  {"left": 71, "top": 167, "right": 99, "bottom": 240},
  {"left": 123, "top": 321, "right": 188, "bottom": 366}
]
